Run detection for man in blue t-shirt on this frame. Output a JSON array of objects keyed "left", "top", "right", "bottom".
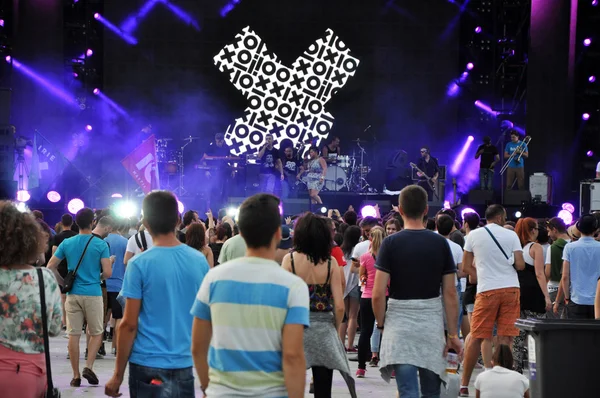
[
  {"left": 105, "top": 191, "right": 210, "bottom": 398},
  {"left": 48, "top": 208, "right": 113, "bottom": 387},
  {"left": 104, "top": 225, "right": 129, "bottom": 354},
  {"left": 503, "top": 130, "right": 528, "bottom": 190}
]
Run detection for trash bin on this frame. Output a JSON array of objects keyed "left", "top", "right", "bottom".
[{"left": 516, "top": 318, "right": 600, "bottom": 398}]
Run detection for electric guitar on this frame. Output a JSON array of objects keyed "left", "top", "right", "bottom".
[{"left": 410, "top": 162, "right": 436, "bottom": 191}]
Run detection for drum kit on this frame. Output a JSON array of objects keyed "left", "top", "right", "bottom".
[{"left": 155, "top": 136, "right": 198, "bottom": 195}]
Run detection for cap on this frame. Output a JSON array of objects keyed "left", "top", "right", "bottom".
[
  {"left": 279, "top": 225, "right": 293, "bottom": 250},
  {"left": 576, "top": 214, "right": 598, "bottom": 235}
]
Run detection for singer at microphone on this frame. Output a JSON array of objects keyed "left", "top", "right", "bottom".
[{"left": 321, "top": 136, "right": 341, "bottom": 158}]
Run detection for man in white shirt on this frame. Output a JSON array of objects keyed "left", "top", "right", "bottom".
[
  {"left": 459, "top": 204, "right": 525, "bottom": 397},
  {"left": 124, "top": 229, "right": 154, "bottom": 265},
  {"left": 350, "top": 216, "right": 379, "bottom": 264},
  {"left": 437, "top": 214, "right": 464, "bottom": 334}
]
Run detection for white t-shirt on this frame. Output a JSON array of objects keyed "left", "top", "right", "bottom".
[
  {"left": 464, "top": 223, "right": 522, "bottom": 294},
  {"left": 447, "top": 238, "right": 463, "bottom": 286},
  {"left": 126, "top": 230, "right": 154, "bottom": 256},
  {"left": 351, "top": 240, "right": 370, "bottom": 261},
  {"left": 596, "top": 161, "right": 600, "bottom": 173},
  {"left": 474, "top": 366, "right": 529, "bottom": 398}
]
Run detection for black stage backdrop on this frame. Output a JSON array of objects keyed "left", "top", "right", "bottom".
[{"left": 102, "top": 0, "right": 461, "bottom": 191}]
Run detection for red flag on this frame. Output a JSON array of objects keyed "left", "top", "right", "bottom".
[{"left": 121, "top": 135, "right": 160, "bottom": 194}]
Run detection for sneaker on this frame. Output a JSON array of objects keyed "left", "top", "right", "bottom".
[
  {"left": 459, "top": 387, "right": 470, "bottom": 397},
  {"left": 356, "top": 369, "right": 366, "bottom": 378},
  {"left": 98, "top": 343, "right": 106, "bottom": 357},
  {"left": 309, "top": 382, "right": 314, "bottom": 394},
  {"left": 369, "top": 357, "right": 379, "bottom": 367},
  {"left": 345, "top": 347, "right": 358, "bottom": 353},
  {"left": 390, "top": 370, "right": 396, "bottom": 379}
]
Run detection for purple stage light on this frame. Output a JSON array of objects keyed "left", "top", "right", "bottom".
[
  {"left": 447, "top": 81, "right": 460, "bottom": 97},
  {"left": 474, "top": 100, "right": 498, "bottom": 117},
  {"left": 279, "top": 203, "right": 283, "bottom": 216},
  {"left": 451, "top": 135, "right": 475, "bottom": 174},
  {"left": 95, "top": 13, "right": 138, "bottom": 45},
  {"left": 461, "top": 208, "right": 476, "bottom": 221},
  {"left": 47, "top": 191, "right": 61, "bottom": 203},
  {"left": 85, "top": 124, "right": 93, "bottom": 132},
  {"left": 93, "top": 88, "right": 100, "bottom": 95},
  {"left": 96, "top": 91, "right": 130, "bottom": 118},
  {"left": 590, "top": 76, "right": 596, "bottom": 83},
  {"left": 443, "top": 201, "right": 451, "bottom": 209},
  {"left": 557, "top": 210, "right": 573, "bottom": 225},
  {"left": 162, "top": 0, "right": 200, "bottom": 30},
  {"left": 73, "top": 72, "right": 78, "bottom": 78},
  {"left": 361, "top": 205, "right": 377, "bottom": 218},
  {"left": 587, "top": 150, "right": 594, "bottom": 157},
  {"left": 5, "top": 55, "right": 10, "bottom": 62},
  {"left": 0, "top": 19, "right": 4, "bottom": 27},
  {"left": 94, "top": 13, "right": 99, "bottom": 19},
  {"left": 594, "top": 0, "right": 599, "bottom": 6},
  {"left": 177, "top": 200, "right": 185, "bottom": 214},
  {"left": 86, "top": 49, "right": 93, "bottom": 57},
  {"left": 221, "top": 0, "right": 241, "bottom": 17},
  {"left": 475, "top": 26, "right": 482, "bottom": 33},
  {"left": 466, "top": 62, "right": 474, "bottom": 70},
  {"left": 583, "top": 113, "right": 590, "bottom": 121},
  {"left": 111, "top": 193, "right": 123, "bottom": 198},
  {"left": 561, "top": 203, "right": 575, "bottom": 213},
  {"left": 7, "top": 57, "right": 78, "bottom": 108},
  {"left": 68, "top": 198, "right": 85, "bottom": 214},
  {"left": 16, "top": 190, "right": 30, "bottom": 203},
  {"left": 583, "top": 38, "right": 592, "bottom": 47},
  {"left": 121, "top": 0, "right": 161, "bottom": 33}
]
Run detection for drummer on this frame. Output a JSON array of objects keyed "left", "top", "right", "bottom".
[{"left": 321, "top": 136, "right": 341, "bottom": 158}]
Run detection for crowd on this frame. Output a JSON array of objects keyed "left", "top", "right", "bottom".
[{"left": 1, "top": 185, "right": 600, "bottom": 397}]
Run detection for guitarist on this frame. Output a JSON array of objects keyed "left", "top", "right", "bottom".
[{"left": 416, "top": 146, "right": 440, "bottom": 201}]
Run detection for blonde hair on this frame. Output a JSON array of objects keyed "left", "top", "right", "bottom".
[{"left": 369, "top": 226, "right": 385, "bottom": 257}]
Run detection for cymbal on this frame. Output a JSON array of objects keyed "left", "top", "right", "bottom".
[{"left": 183, "top": 136, "right": 201, "bottom": 140}]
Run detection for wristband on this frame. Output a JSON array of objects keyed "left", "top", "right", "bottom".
[
  {"left": 376, "top": 325, "right": 384, "bottom": 330},
  {"left": 448, "top": 334, "right": 459, "bottom": 339}
]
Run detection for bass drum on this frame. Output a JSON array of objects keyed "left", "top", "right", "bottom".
[{"left": 324, "top": 166, "right": 347, "bottom": 191}]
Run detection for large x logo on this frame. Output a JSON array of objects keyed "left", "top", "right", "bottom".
[{"left": 214, "top": 26, "right": 360, "bottom": 155}]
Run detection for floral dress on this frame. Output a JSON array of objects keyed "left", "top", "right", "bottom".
[{"left": 0, "top": 267, "right": 63, "bottom": 354}]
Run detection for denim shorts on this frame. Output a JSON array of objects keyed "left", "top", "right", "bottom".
[{"left": 347, "top": 284, "right": 361, "bottom": 299}]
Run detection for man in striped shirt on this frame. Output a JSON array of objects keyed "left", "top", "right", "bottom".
[{"left": 191, "top": 194, "right": 309, "bottom": 398}]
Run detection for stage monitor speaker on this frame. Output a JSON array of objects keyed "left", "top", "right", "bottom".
[
  {"left": 504, "top": 190, "right": 532, "bottom": 206},
  {"left": 360, "top": 199, "right": 392, "bottom": 215},
  {"left": 468, "top": 190, "right": 494, "bottom": 205}
]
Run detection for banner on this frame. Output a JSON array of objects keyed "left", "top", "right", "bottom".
[
  {"left": 121, "top": 135, "right": 159, "bottom": 194},
  {"left": 15, "top": 132, "right": 68, "bottom": 192}
]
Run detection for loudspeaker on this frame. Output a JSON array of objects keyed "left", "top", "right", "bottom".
[
  {"left": 468, "top": 190, "right": 494, "bottom": 205},
  {"left": 504, "top": 190, "right": 532, "bottom": 206}
]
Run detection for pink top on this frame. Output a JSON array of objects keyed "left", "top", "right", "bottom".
[{"left": 360, "top": 251, "right": 388, "bottom": 298}]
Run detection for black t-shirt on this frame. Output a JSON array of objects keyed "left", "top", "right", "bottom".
[
  {"left": 376, "top": 229, "right": 456, "bottom": 300},
  {"left": 260, "top": 147, "right": 280, "bottom": 175},
  {"left": 416, "top": 157, "right": 440, "bottom": 180},
  {"left": 283, "top": 157, "right": 302, "bottom": 179},
  {"left": 53, "top": 230, "right": 78, "bottom": 277},
  {"left": 205, "top": 143, "right": 232, "bottom": 157},
  {"left": 210, "top": 242, "right": 224, "bottom": 265},
  {"left": 476, "top": 144, "right": 499, "bottom": 169}
]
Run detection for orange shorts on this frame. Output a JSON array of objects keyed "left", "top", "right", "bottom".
[{"left": 471, "top": 287, "right": 520, "bottom": 339}]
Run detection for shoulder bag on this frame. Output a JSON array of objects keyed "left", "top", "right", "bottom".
[
  {"left": 37, "top": 268, "right": 61, "bottom": 398},
  {"left": 134, "top": 231, "right": 148, "bottom": 251},
  {"left": 62, "top": 235, "right": 95, "bottom": 293},
  {"left": 483, "top": 226, "right": 516, "bottom": 269}
]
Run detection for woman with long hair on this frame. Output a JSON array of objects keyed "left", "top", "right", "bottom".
[
  {"left": 305, "top": 146, "right": 327, "bottom": 204},
  {"left": 186, "top": 223, "right": 214, "bottom": 267},
  {"left": 282, "top": 213, "right": 356, "bottom": 398},
  {"left": 338, "top": 225, "right": 362, "bottom": 352},
  {"left": 209, "top": 224, "right": 231, "bottom": 265},
  {"left": 474, "top": 344, "right": 530, "bottom": 398},
  {"left": 385, "top": 218, "right": 401, "bottom": 235},
  {"left": 356, "top": 226, "right": 386, "bottom": 378},
  {"left": 513, "top": 217, "right": 552, "bottom": 373},
  {"left": 0, "top": 202, "right": 63, "bottom": 397}
]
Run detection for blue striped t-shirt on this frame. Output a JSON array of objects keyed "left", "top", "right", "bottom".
[{"left": 190, "top": 256, "right": 309, "bottom": 398}]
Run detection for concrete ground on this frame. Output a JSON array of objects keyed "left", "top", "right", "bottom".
[{"left": 50, "top": 334, "right": 483, "bottom": 397}]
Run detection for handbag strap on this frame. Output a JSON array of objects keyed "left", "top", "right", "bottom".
[
  {"left": 36, "top": 268, "right": 54, "bottom": 393},
  {"left": 72, "top": 235, "right": 95, "bottom": 278},
  {"left": 483, "top": 226, "right": 509, "bottom": 260},
  {"left": 135, "top": 232, "right": 147, "bottom": 251}
]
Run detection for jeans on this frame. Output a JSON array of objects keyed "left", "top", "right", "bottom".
[
  {"left": 129, "top": 363, "right": 195, "bottom": 398},
  {"left": 479, "top": 168, "right": 494, "bottom": 190},
  {"left": 393, "top": 364, "right": 441, "bottom": 398},
  {"left": 259, "top": 173, "right": 277, "bottom": 195},
  {"left": 358, "top": 298, "right": 375, "bottom": 370},
  {"left": 371, "top": 321, "right": 381, "bottom": 353},
  {"left": 457, "top": 283, "right": 463, "bottom": 336}
]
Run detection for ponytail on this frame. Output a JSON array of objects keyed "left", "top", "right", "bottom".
[{"left": 370, "top": 227, "right": 385, "bottom": 258}]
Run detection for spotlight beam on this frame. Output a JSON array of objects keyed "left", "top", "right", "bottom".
[
  {"left": 474, "top": 100, "right": 499, "bottom": 117},
  {"left": 6, "top": 58, "right": 79, "bottom": 108},
  {"left": 95, "top": 89, "right": 130, "bottom": 118},
  {"left": 451, "top": 135, "right": 474, "bottom": 174},
  {"left": 95, "top": 13, "right": 138, "bottom": 45}
]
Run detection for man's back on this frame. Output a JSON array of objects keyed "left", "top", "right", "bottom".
[
  {"left": 376, "top": 229, "right": 456, "bottom": 300},
  {"left": 563, "top": 237, "right": 600, "bottom": 305},
  {"left": 191, "top": 256, "right": 309, "bottom": 397},
  {"left": 464, "top": 223, "right": 521, "bottom": 293},
  {"left": 218, "top": 234, "right": 247, "bottom": 264},
  {"left": 104, "top": 233, "right": 128, "bottom": 292},
  {"left": 122, "top": 244, "right": 209, "bottom": 369},
  {"left": 56, "top": 234, "right": 109, "bottom": 296}
]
